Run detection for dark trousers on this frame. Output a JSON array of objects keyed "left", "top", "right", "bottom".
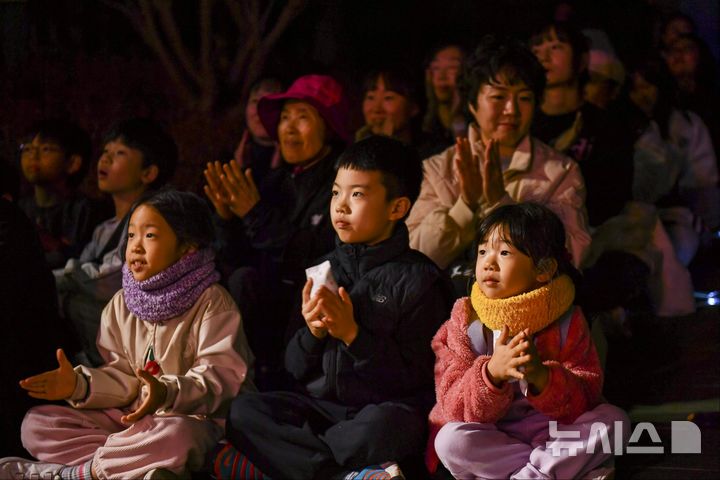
[{"left": 226, "top": 391, "right": 427, "bottom": 480}]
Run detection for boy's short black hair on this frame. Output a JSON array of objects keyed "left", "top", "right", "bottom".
[
  {"left": 529, "top": 22, "right": 590, "bottom": 85},
  {"left": 120, "top": 188, "right": 215, "bottom": 261},
  {"left": 102, "top": 118, "right": 178, "bottom": 189},
  {"left": 460, "top": 35, "right": 546, "bottom": 116},
  {"left": 25, "top": 119, "right": 92, "bottom": 187},
  {"left": 336, "top": 135, "right": 422, "bottom": 205}
]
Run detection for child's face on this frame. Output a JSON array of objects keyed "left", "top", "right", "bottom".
[
  {"left": 126, "top": 204, "right": 188, "bottom": 282},
  {"left": 472, "top": 72, "right": 535, "bottom": 153},
  {"left": 278, "top": 101, "right": 327, "bottom": 165},
  {"left": 331, "top": 167, "right": 401, "bottom": 245},
  {"left": 475, "top": 225, "right": 544, "bottom": 299},
  {"left": 20, "top": 135, "right": 71, "bottom": 186},
  {"left": 531, "top": 30, "right": 575, "bottom": 87},
  {"left": 97, "top": 139, "right": 153, "bottom": 195},
  {"left": 362, "top": 75, "right": 417, "bottom": 135},
  {"left": 428, "top": 46, "right": 463, "bottom": 102}
]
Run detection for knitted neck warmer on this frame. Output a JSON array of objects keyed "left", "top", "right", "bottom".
[
  {"left": 470, "top": 275, "right": 574, "bottom": 336},
  {"left": 122, "top": 248, "right": 220, "bottom": 323}
]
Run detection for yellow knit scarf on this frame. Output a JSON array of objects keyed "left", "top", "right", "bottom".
[{"left": 470, "top": 275, "right": 575, "bottom": 336}]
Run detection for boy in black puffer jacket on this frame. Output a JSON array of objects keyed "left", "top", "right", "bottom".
[{"left": 222, "top": 136, "right": 454, "bottom": 480}]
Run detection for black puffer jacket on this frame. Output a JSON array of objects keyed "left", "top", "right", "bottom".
[{"left": 285, "top": 223, "right": 454, "bottom": 410}]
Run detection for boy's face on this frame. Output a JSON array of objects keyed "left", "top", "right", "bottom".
[
  {"left": 472, "top": 71, "right": 535, "bottom": 153},
  {"left": 362, "top": 75, "right": 417, "bottom": 135},
  {"left": 278, "top": 101, "right": 327, "bottom": 165},
  {"left": 475, "top": 225, "right": 544, "bottom": 299},
  {"left": 126, "top": 204, "right": 188, "bottom": 282},
  {"left": 20, "top": 135, "right": 70, "bottom": 186},
  {"left": 531, "top": 30, "right": 575, "bottom": 87},
  {"left": 428, "top": 46, "right": 463, "bottom": 102},
  {"left": 97, "top": 139, "right": 153, "bottom": 195},
  {"left": 331, "top": 167, "right": 403, "bottom": 246}
]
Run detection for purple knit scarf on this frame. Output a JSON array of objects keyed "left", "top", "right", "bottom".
[{"left": 122, "top": 248, "right": 220, "bottom": 323}]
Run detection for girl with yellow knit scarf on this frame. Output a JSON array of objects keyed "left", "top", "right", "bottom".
[{"left": 426, "top": 203, "right": 629, "bottom": 479}]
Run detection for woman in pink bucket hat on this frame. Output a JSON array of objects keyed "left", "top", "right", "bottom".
[{"left": 203, "top": 74, "right": 350, "bottom": 389}]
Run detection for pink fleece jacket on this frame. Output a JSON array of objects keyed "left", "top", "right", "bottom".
[{"left": 425, "top": 298, "right": 603, "bottom": 473}]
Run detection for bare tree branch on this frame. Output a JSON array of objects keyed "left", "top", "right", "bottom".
[
  {"left": 258, "top": 0, "right": 306, "bottom": 57},
  {"left": 154, "top": 0, "right": 203, "bottom": 86},
  {"left": 198, "top": 0, "right": 216, "bottom": 111}
]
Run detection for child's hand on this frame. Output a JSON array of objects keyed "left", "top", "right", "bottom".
[
  {"left": 302, "top": 279, "right": 328, "bottom": 339},
  {"left": 19, "top": 349, "right": 77, "bottom": 401},
  {"left": 454, "top": 136, "right": 483, "bottom": 208},
  {"left": 203, "top": 161, "right": 233, "bottom": 220},
  {"left": 517, "top": 328, "right": 549, "bottom": 395},
  {"left": 315, "top": 286, "right": 357, "bottom": 346},
  {"left": 486, "top": 326, "right": 531, "bottom": 387},
  {"left": 218, "top": 161, "right": 261, "bottom": 218},
  {"left": 120, "top": 368, "right": 168, "bottom": 424}
]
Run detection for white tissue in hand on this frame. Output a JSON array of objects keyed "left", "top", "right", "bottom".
[{"left": 306, "top": 260, "right": 339, "bottom": 297}]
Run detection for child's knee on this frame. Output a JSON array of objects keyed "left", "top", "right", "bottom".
[{"left": 434, "top": 422, "right": 469, "bottom": 463}]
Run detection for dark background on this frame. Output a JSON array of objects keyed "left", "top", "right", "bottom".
[{"left": 1, "top": 0, "right": 718, "bottom": 194}]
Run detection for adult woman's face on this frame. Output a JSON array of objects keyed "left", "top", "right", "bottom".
[
  {"left": 471, "top": 71, "right": 535, "bottom": 155},
  {"left": 428, "top": 46, "right": 463, "bottom": 102},
  {"left": 362, "top": 75, "right": 417, "bottom": 135},
  {"left": 246, "top": 85, "right": 280, "bottom": 141},
  {"left": 664, "top": 38, "right": 699, "bottom": 78},
  {"left": 277, "top": 100, "right": 327, "bottom": 165},
  {"left": 531, "top": 29, "right": 576, "bottom": 87}
]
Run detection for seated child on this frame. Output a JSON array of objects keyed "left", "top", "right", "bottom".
[
  {"left": 427, "top": 202, "right": 629, "bottom": 479},
  {"left": 18, "top": 119, "right": 108, "bottom": 268},
  {"left": 0, "top": 190, "right": 255, "bottom": 480},
  {"left": 56, "top": 118, "right": 177, "bottom": 366},
  {"left": 219, "top": 136, "right": 454, "bottom": 479}
]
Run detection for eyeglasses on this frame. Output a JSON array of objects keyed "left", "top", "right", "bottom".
[{"left": 19, "top": 143, "right": 63, "bottom": 157}]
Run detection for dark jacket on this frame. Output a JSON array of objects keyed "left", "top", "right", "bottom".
[
  {"left": 216, "top": 146, "right": 340, "bottom": 286},
  {"left": 284, "top": 223, "right": 454, "bottom": 410}
]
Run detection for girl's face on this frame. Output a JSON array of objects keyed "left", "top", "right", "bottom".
[
  {"left": 126, "top": 204, "right": 189, "bottom": 282},
  {"left": 362, "top": 75, "right": 417, "bottom": 135},
  {"left": 475, "top": 225, "right": 544, "bottom": 299},
  {"left": 278, "top": 101, "right": 327, "bottom": 165},
  {"left": 97, "top": 140, "right": 156, "bottom": 195},
  {"left": 664, "top": 38, "right": 699, "bottom": 77},
  {"left": 471, "top": 71, "right": 535, "bottom": 155},
  {"left": 531, "top": 30, "right": 576, "bottom": 87},
  {"left": 428, "top": 46, "right": 463, "bottom": 102}
]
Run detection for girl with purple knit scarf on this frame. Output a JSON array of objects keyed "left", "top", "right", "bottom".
[{"left": 1, "top": 190, "right": 255, "bottom": 480}]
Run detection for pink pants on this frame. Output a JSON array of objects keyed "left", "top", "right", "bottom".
[
  {"left": 435, "top": 403, "right": 630, "bottom": 479},
  {"left": 21, "top": 405, "right": 222, "bottom": 480}
]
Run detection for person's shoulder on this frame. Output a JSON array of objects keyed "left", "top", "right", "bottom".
[
  {"left": 195, "top": 282, "right": 239, "bottom": 313},
  {"left": 379, "top": 248, "right": 452, "bottom": 295},
  {"left": 422, "top": 143, "right": 455, "bottom": 177},
  {"left": 531, "top": 136, "right": 578, "bottom": 169}
]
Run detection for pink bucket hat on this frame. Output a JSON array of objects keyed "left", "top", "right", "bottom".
[{"left": 257, "top": 74, "right": 350, "bottom": 143}]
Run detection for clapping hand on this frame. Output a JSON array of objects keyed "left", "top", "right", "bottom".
[
  {"left": 120, "top": 368, "right": 168, "bottom": 424},
  {"left": 203, "top": 161, "right": 261, "bottom": 219}
]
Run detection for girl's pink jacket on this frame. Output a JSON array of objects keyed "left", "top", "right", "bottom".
[{"left": 425, "top": 298, "right": 603, "bottom": 473}]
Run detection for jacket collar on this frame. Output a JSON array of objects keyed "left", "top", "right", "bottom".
[{"left": 332, "top": 223, "right": 410, "bottom": 284}]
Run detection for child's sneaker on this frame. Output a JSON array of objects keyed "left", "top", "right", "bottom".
[{"left": 0, "top": 456, "right": 65, "bottom": 480}]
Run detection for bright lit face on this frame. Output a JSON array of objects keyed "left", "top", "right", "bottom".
[
  {"left": 531, "top": 30, "right": 575, "bottom": 87},
  {"left": 20, "top": 135, "right": 70, "bottom": 186},
  {"left": 97, "top": 139, "right": 152, "bottom": 195},
  {"left": 278, "top": 101, "right": 327, "bottom": 165},
  {"left": 472, "top": 72, "right": 535, "bottom": 154},
  {"left": 362, "top": 75, "right": 417, "bottom": 135},
  {"left": 428, "top": 46, "right": 463, "bottom": 102},
  {"left": 629, "top": 73, "right": 658, "bottom": 117},
  {"left": 475, "top": 225, "right": 544, "bottom": 299},
  {"left": 246, "top": 85, "right": 279, "bottom": 141},
  {"left": 126, "top": 204, "right": 188, "bottom": 282},
  {"left": 664, "top": 38, "right": 699, "bottom": 78},
  {"left": 331, "top": 167, "right": 399, "bottom": 245}
]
